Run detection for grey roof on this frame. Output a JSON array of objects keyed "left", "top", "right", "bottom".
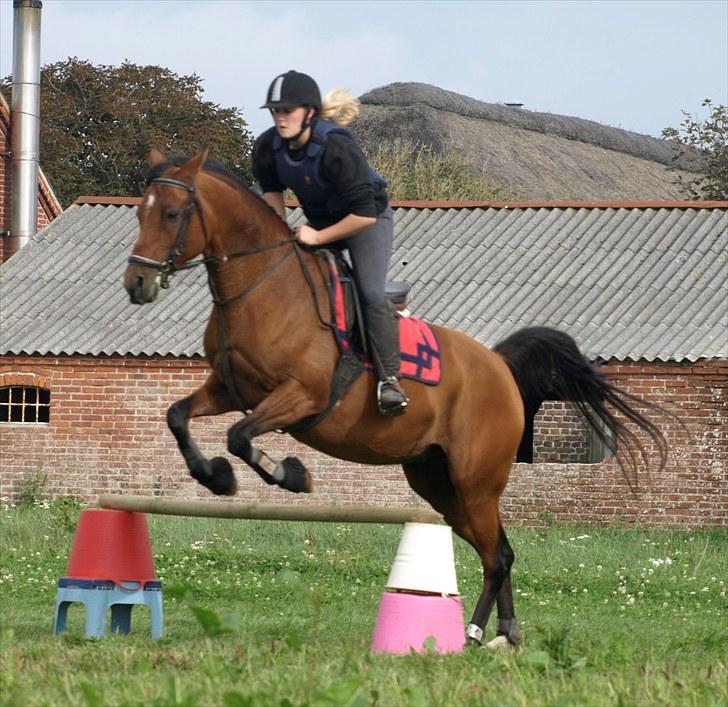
[{"left": 1, "top": 199, "right": 726, "bottom": 362}]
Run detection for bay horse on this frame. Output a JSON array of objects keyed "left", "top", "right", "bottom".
[{"left": 123, "top": 150, "right": 667, "bottom": 648}]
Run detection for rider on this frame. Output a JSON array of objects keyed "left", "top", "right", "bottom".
[{"left": 252, "top": 70, "right": 409, "bottom": 417}]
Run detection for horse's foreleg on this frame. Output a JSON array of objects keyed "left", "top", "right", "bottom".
[
  {"left": 227, "top": 378, "right": 321, "bottom": 493},
  {"left": 167, "top": 376, "right": 238, "bottom": 495}
]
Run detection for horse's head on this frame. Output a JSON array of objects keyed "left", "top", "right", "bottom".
[{"left": 123, "top": 149, "right": 209, "bottom": 304}]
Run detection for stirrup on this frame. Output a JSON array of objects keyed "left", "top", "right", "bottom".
[{"left": 377, "top": 377, "right": 409, "bottom": 417}]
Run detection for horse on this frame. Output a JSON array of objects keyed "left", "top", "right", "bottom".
[{"left": 123, "top": 150, "right": 668, "bottom": 648}]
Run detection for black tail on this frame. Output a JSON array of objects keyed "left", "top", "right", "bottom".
[{"left": 494, "top": 327, "right": 668, "bottom": 479}]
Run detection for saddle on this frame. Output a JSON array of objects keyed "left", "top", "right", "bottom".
[
  {"left": 318, "top": 249, "right": 441, "bottom": 384},
  {"left": 285, "top": 250, "right": 441, "bottom": 433}
]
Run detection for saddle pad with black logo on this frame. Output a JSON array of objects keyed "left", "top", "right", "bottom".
[{"left": 324, "top": 255, "right": 441, "bottom": 386}]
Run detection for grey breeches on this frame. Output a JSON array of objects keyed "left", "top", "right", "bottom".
[{"left": 338, "top": 207, "right": 394, "bottom": 305}]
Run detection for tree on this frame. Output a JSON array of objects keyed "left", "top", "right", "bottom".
[
  {"left": 1, "top": 58, "right": 253, "bottom": 206},
  {"left": 366, "top": 139, "right": 514, "bottom": 201},
  {"left": 662, "top": 99, "right": 728, "bottom": 200}
]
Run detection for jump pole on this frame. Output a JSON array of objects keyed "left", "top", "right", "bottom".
[{"left": 98, "top": 494, "right": 443, "bottom": 524}]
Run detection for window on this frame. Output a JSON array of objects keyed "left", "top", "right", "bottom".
[{"left": 0, "top": 386, "right": 50, "bottom": 423}]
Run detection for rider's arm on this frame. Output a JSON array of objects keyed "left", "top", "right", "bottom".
[
  {"left": 307, "top": 213, "right": 376, "bottom": 245},
  {"left": 296, "top": 134, "right": 380, "bottom": 245},
  {"left": 252, "top": 129, "right": 287, "bottom": 222}
]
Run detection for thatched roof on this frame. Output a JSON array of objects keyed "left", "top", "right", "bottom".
[{"left": 352, "top": 83, "right": 705, "bottom": 200}]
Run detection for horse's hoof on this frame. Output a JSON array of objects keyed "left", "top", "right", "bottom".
[
  {"left": 206, "top": 457, "right": 238, "bottom": 496},
  {"left": 275, "top": 457, "right": 313, "bottom": 493},
  {"left": 485, "top": 635, "right": 518, "bottom": 650}
]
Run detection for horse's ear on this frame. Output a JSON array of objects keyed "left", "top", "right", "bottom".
[
  {"left": 148, "top": 148, "right": 166, "bottom": 167},
  {"left": 178, "top": 150, "right": 209, "bottom": 180}
]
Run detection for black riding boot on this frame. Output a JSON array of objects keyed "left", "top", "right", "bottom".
[{"left": 363, "top": 299, "right": 409, "bottom": 416}]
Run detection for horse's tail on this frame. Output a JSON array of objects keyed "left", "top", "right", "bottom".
[{"left": 494, "top": 326, "right": 669, "bottom": 478}]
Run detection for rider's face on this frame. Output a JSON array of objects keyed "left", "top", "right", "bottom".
[{"left": 271, "top": 106, "right": 311, "bottom": 142}]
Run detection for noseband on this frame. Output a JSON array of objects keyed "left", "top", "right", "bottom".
[{"left": 127, "top": 177, "right": 207, "bottom": 289}]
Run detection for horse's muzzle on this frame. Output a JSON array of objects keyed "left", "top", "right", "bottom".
[{"left": 123, "top": 264, "right": 161, "bottom": 304}]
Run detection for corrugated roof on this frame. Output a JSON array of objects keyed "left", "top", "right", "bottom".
[{"left": 1, "top": 200, "right": 726, "bottom": 362}]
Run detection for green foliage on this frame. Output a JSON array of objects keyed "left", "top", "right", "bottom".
[
  {"left": 366, "top": 139, "right": 514, "bottom": 201},
  {"left": 1, "top": 58, "right": 254, "bottom": 206},
  {"left": 662, "top": 99, "right": 728, "bottom": 200},
  {"left": 15, "top": 466, "right": 47, "bottom": 507},
  {"left": 49, "top": 496, "right": 85, "bottom": 532}
]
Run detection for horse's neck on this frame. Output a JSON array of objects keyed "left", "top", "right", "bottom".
[
  {"left": 206, "top": 185, "right": 324, "bottom": 317},
  {"left": 214, "top": 185, "right": 291, "bottom": 250}
]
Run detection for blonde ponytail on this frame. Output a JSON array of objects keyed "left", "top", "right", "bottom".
[{"left": 320, "top": 88, "right": 360, "bottom": 126}]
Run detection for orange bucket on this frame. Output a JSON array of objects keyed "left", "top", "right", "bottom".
[{"left": 66, "top": 509, "right": 156, "bottom": 587}]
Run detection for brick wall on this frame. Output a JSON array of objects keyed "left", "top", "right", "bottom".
[
  {"left": 533, "top": 401, "right": 593, "bottom": 463},
  {"left": 0, "top": 354, "right": 725, "bottom": 527}
]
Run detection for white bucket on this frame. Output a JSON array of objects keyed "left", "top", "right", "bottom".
[{"left": 386, "top": 522, "right": 459, "bottom": 595}]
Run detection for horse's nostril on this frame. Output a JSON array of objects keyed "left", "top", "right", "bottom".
[{"left": 127, "top": 276, "right": 146, "bottom": 304}]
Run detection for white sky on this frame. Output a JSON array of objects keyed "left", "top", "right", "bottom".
[{"left": 1, "top": 0, "right": 726, "bottom": 139}]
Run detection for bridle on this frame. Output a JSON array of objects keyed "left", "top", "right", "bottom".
[
  {"left": 128, "top": 173, "right": 330, "bottom": 324},
  {"left": 127, "top": 177, "right": 206, "bottom": 289},
  {"left": 127, "top": 175, "right": 294, "bottom": 294}
]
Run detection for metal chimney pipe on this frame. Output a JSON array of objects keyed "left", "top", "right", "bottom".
[{"left": 9, "top": 0, "right": 43, "bottom": 258}]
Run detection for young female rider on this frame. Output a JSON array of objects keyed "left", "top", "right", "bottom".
[{"left": 252, "top": 70, "right": 409, "bottom": 416}]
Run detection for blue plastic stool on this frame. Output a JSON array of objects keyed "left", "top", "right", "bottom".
[{"left": 53, "top": 578, "right": 163, "bottom": 639}]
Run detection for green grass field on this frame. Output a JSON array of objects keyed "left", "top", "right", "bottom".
[{"left": 1, "top": 500, "right": 726, "bottom": 707}]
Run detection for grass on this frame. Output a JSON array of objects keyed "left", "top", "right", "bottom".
[
  {"left": 366, "top": 139, "right": 514, "bottom": 202},
  {"left": 0, "top": 500, "right": 726, "bottom": 706}
]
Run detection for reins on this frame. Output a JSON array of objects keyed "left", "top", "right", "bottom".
[{"left": 128, "top": 176, "right": 295, "bottom": 289}]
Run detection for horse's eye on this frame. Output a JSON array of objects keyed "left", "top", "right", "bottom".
[{"left": 164, "top": 209, "right": 180, "bottom": 222}]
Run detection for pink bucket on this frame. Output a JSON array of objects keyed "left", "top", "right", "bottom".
[{"left": 371, "top": 591, "right": 466, "bottom": 654}]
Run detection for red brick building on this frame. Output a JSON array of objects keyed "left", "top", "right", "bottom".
[{"left": 1, "top": 196, "right": 726, "bottom": 527}]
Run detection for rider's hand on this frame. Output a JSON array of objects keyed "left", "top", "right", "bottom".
[{"left": 295, "top": 224, "right": 320, "bottom": 246}]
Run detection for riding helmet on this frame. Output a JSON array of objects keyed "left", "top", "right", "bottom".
[{"left": 261, "top": 70, "right": 322, "bottom": 110}]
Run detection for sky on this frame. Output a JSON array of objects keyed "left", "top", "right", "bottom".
[{"left": 1, "top": 0, "right": 726, "bottom": 140}]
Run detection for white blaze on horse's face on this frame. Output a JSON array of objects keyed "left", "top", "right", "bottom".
[{"left": 144, "top": 194, "right": 156, "bottom": 211}]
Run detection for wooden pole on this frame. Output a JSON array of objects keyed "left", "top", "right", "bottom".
[{"left": 97, "top": 494, "right": 443, "bottom": 524}]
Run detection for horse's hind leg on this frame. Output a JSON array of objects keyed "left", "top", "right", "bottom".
[
  {"left": 450, "top": 455, "right": 523, "bottom": 648},
  {"left": 473, "top": 523, "right": 522, "bottom": 648},
  {"left": 403, "top": 451, "right": 522, "bottom": 647},
  {"left": 167, "top": 374, "right": 238, "bottom": 495},
  {"left": 494, "top": 528, "right": 522, "bottom": 646},
  {"left": 403, "top": 448, "right": 521, "bottom": 645}
]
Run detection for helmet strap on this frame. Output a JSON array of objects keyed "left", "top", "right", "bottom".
[{"left": 289, "top": 107, "right": 316, "bottom": 145}]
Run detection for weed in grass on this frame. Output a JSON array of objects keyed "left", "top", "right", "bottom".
[
  {"left": 15, "top": 465, "right": 47, "bottom": 507},
  {"left": 49, "top": 495, "right": 87, "bottom": 532}
]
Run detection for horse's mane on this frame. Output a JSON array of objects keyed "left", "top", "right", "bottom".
[
  {"left": 146, "top": 155, "right": 289, "bottom": 227},
  {"left": 146, "top": 155, "right": 252, "bottom": 192}
]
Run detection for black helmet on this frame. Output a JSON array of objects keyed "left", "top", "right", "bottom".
[{"left": 261, "top": 70, "right": 322, "bottom": 110}]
